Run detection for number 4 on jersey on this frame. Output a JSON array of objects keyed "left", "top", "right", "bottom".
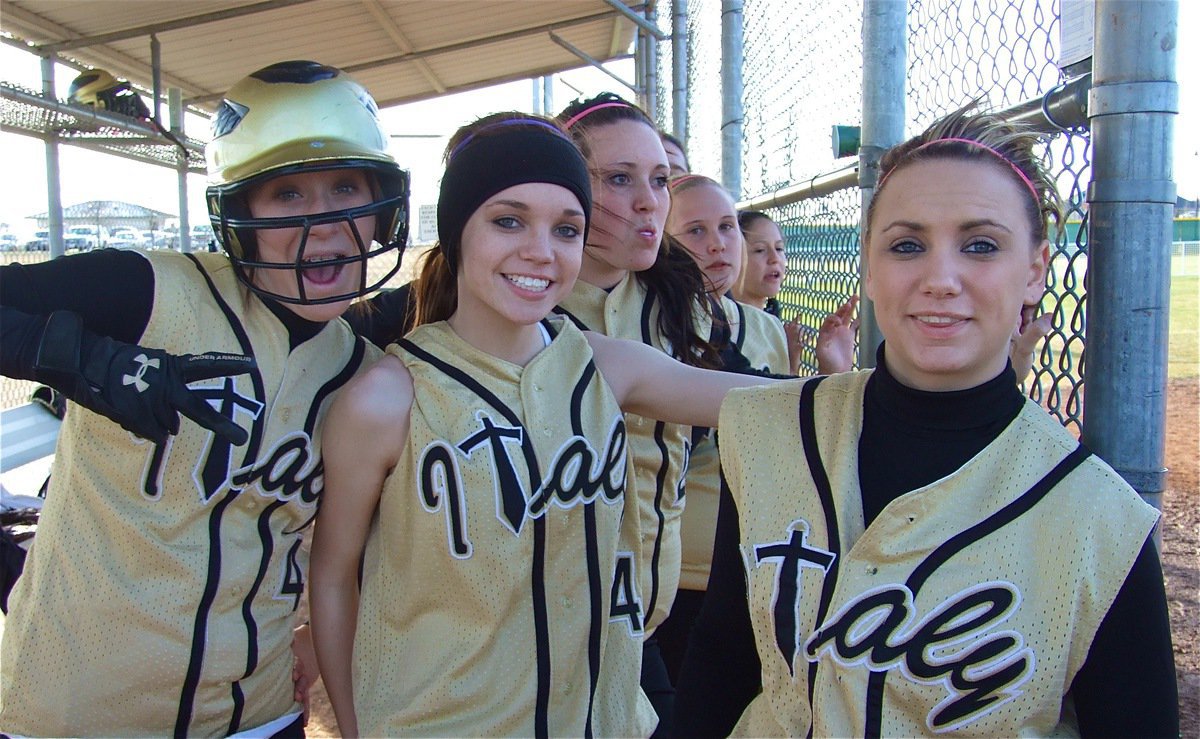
[{"left": 610, "top": 552, "right": 644, "bottom": 637}]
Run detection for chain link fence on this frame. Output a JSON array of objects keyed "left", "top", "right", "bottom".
[
  {"left": 654, "top": 0, "right": 1089, "bottom": 429},
  {"left": 908, "top": 0, "right": 1088, "bottom": 433}
]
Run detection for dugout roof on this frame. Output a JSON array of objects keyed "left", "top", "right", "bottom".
[{"left": 2, "top": 0, "right": 644, "bottom": 112}]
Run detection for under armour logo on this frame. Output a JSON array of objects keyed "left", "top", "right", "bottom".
[{"left": 122, "top": 353, "right": 160, "bottom": 393}]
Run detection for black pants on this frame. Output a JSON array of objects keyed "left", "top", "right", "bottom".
[
  {"left": 641, "top": 638, "right": 674, "bottom": 738},
  {"left": 653, "top": 588, "right": 707, "bottom": 686}
]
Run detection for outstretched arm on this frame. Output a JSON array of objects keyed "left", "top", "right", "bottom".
[
  {"left": 586, "top": 332, "right": 777, "bottom": 428},
  {"left": 310, "top": 356, "right": 412, "bottom": 739},
  {"left": 4, "top": 306, "right": 254, "bottom": 445}
]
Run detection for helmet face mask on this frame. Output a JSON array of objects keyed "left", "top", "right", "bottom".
[{"left": 205, "top": 61, "right": 409, "bottom": 305}]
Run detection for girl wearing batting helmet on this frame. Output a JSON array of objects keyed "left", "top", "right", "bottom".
[
  {"left": 0, "top": 60, "right": 406, "bottom": 737},
  {"left": 674, "top": 103, "right": 1178, "bottom": 738}
]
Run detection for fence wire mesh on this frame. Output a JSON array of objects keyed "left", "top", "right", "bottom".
[
  {"left": 654, "top": 0, "right": 1088, "bottom": 427},
  {"left": 908, "top": 0, "right": 1089, "bottom": 433}
]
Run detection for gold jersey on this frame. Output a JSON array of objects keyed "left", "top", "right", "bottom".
[
  {"left": 555, "top": 275, "right": 710, "bottom": 635},
  {"left": 719, "top": 372, "right": 1158, "bottom": 737},
  {"left": 1, "top": 250, "right": 381, "bottom": 737},
  {"left": 352, "top": 318, "right": 655, "bottom": 737}
]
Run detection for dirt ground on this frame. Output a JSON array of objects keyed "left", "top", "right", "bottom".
[
  {"left": 1162, "top": 377, "right": 1199, "bottom": 736},
  {"left": 303, "top": 378, "right": 1200, "bottom": 737}
]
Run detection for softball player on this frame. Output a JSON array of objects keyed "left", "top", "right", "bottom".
[
  {"left": 656, "top": 173, "right": 859, "bottom": 686},
  {"left": 550, "top": 93, "right": 724, "bottom": 735},
  {"left": 674, "top": 105, "right": 1178, "bottom": 737},
  {"left": 0, "top": 60, "right": 405, "bottom": 737},
  {"left": 308, "top": 114, "right": 776, "bottom": 738}
]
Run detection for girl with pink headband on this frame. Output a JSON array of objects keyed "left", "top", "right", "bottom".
[
  {"left": 552, "top": 91, "right": 721, "bottom": 737},
  {"left": 675, "top": 103, "right": 1177, "bottom": 738}
]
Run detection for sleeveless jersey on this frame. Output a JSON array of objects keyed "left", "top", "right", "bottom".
[
  {"left": 678, "top": 296, "right": 788, "bottom": 591},
  {"left": 727, "top": 297, "right": 788, "bottom": 374},
  {"left": 555, "top": 275, "right": 709, "bottom": 635},
  {"left": 718, "top": 372, "right": 1159, "bottom": 737},
  {"left": 352, "top": 318, "right": 656, "bottom": 737},
  {"left": 0, "top": 250, "right": 381, "bottom": 737}
]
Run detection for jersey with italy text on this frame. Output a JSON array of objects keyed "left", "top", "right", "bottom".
[
  {"left": 717, "top": 372, "right": 1158, "bottom": 737},
  {"left": 351, "top": 318, "right": 655, "bottom": 738},
  {"left": 555, "top": 275, "right": 709, "bottom": 636},
  {"left": 0, "top": 250, "right": 380, "bottom": 737}
]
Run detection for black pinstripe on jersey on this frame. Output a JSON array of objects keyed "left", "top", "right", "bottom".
[
  {"left": 176, "top": 254, "right": 267, "bottom": 738},
  {"left": 398, "top": 320, "right": 612, "bottom": 738},
  {"left": 797, "top": 375, "right": 839, "bottom": 739},
  {"left": 860, "top": 443, "right": 1090, "bottom": 737}
]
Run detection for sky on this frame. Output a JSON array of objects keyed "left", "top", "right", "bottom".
[{"left": 1, "top": 0, "right": 1196, "bottom": 241}]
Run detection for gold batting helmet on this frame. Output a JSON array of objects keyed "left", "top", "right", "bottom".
[{"left": 205, "top": 60, "right": 409, "bottom": 305}]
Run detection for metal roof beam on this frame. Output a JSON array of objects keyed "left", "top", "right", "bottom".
[
  {"left": 37, "top": 0, "right": 319, "bottom": 53},
  {"left": 601, "top": 0, "right": 669, "bottom": 41},
  {"left": 549, "top": 32, "right": 638, "bottom": 93},
  {"left": 360, "top": 0, "right": 446, "bottom": 94},
  {"left": 1, "top": 7, "right": 208, "bottom": 97},
  {"left": 188, "top": 9, "right": 622, "bottom": 105}
]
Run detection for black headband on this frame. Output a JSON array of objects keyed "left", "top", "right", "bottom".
[{"left": 437, "top": 123, "right": 592, "bottom": 274}]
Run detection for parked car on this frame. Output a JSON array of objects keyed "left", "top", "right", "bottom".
[
  {"left": 65, "top": 225, "right": 108, "bottom": 250},
  {"left": 108, "top": 228, "right": 148, "bottom": 249},
  {"left": 0, "top": 234, "right": 20, "bottom": 252},
  {"left": 24, "top": 230, "right": 50, "bottom": 251},
  {"left": 189, "top": 224, "right": 216, "bottom": 250}
]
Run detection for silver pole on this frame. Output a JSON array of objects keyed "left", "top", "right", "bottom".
[
  {"left": 171, "top": 88, "right": 191, "bottom": 253},
  {"left": 41, "top": 56, "right": 64, "bottom": 259},
  {"left": 634, "top": 24, "right": 647, "bottom": 111},
  {"left": 531, "top": 77, "right": 541, "bottom": 114},
  {"left": 672, "top": 0, "right": 688, "bottom": 145},
  {"left": 720, "top": 0, "right": 744, "bottom": 199},
  {"left": 644, "top": 3, "right": 659, "bottom": 123},
  {"left": 1084, "top": 0, "right": 1178, "bottom": 512},
  {"left": 543, "top": 75, "right": 553, "bottom": 117},
  {"left": 857, "top": 0, "right": 907, "bottom": 367},
  {"left": 151, "top": 34, "right": 162, "bottom": 122}
]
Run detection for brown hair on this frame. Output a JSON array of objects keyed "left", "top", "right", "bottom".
[
  {"left": 556, "top": 93, "right": 719, "bottom": 368},
  {"left": 413, "top": 112, "right": 575, "bottom": 327}
]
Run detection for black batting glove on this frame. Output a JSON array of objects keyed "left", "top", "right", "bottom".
[{"left": 34, "top": 311, "right": 255, "bottom": 446}]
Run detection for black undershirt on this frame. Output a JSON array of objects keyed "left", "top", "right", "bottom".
[
  {"left": 2, "top": 248, "right": 327, "bottom": 380},
  {"left": 673, "top": 346, "right": 1178, "bottom": 738}
]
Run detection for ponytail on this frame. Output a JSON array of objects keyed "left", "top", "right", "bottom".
[{"left": 413, "top": 246, "right": 458, "bottom": 327}]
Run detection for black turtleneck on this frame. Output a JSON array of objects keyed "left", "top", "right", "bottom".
[
  {"left": 1, "top": 249, "right": 331, "bottom": 383},
  {"left": 858, "top": 344, "right": 1024, "bottom": 525},
  {"left": 673, "top": 346, "right": 1177, "bottom": 738}
]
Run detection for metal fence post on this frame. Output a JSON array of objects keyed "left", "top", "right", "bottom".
[
  {"left": 41, "top": 56, "right": 64, "bottom": 259},
  {"left": 857, "top": 0, "right": 906, "bottom": 366},
  {"left": 1085, "top": 0, "right": 1178, "bottom": 511},
  {"left": 672, "top": 0, "right": 688, "bottom": 145},
  {"left": 171, "top": 88, "right": 191, "bottom": 253},
  {"left": 645, "top": 3, "right": 659, "bottom": 123},
  {"left": 721, "top": 0, "right": 744, "bottom": 199}
]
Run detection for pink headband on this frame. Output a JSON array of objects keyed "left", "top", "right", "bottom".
[
  {"left": 562, "top": 101, "right": 632, "bottom": 129},
  {"left": 881, "top": 136, "right": 1040, "bottom": 205},
  {"left": 668, "top": 173, "right": 708, "bottom": 189}
]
